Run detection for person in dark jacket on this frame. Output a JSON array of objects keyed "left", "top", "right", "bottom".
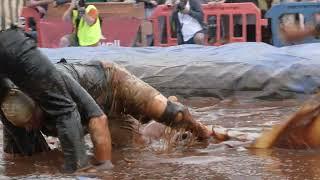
[
  {"left": 171, "top": 0, "right": 206, "bottom": 45},
  {"left": 0, "top": 0, "right": 112, "bottom": 173}
]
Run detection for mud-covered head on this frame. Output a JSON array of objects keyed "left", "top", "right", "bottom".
[{"left": 1, "top": 89, "right": 36, "bottom": 127}]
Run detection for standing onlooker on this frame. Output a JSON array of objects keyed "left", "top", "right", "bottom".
[
  {"left": 24, "top": 0, "right": 70, "bottom": 42},
  {"left": 26, "top": 0, "right": 54, "bottom": 18},
  {"left": 26, "top": 0, "right": 70, "bottom": 17},
  {"left": 135, "top": 0, "right": 166, "bottom": 46},
  {"left": 204, "top": 0, "right": 225, "bottom": 43},
  {"left": 24, "top": 0, "right": 55, "bottom": 41},
  {"left": 171, "top": 0, "right": 206, "bottom": 45},
  {"left": 225, "top": 0, "right": 259, "bottom": 42},
  {"left": 60, "top": 0, "right": 102, "bottom": 47}
]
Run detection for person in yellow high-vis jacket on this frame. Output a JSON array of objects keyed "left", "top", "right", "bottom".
[{"left": 60, "top": 0, "right": 102, "bottom": 47}]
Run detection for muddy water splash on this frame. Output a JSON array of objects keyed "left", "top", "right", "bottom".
[{"left": 2, "top": 94, "right": 319, "bottom": 179}]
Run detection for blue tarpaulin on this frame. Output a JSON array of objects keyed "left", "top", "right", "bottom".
[{"left": 41, "top": 42, "right": 320, "bottom": 99}]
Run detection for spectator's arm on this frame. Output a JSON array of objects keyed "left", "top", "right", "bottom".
[
  {"left": 82, "top": 8, "right": 98, "bottom": 26},
  {"left": 281, "top": 24, "right": 319, "bottom": 43},
  {"left": 62, "top": 1, "right": 76, "bottom": 22},
  {"left": 26, "top": 0, "right": 55, "bottom": 7},
  {"left": 188, "top": 0, "right": 204, "bottom": 23}
]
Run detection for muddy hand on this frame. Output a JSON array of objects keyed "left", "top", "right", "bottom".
[
  {"left": 208, "top": 125, "right": 230, "bottom": 142},
  {"left": 175, "top": 107, "right": 212, "bottom": 140}
]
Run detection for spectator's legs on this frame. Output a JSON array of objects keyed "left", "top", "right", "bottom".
[
  {"left": 145, "top": 7, "right": 156, "bottom": 46},
  {"left": 60, "top": 34, "right": 78, "bottom": 47},
  {"left": 194, "top": 32, "right": 205, "bottom": 45}
]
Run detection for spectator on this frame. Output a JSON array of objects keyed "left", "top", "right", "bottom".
[
  {"left": 60, "top": 0, "right": 102, "bottom": 47},
  {"left": 171, "top": 0, "right": 206, "bottom": 45},
  {"left": 26, "top": 0, "right": 70, "bottom": 18},
  {"left": 26, "top": 0, "right": 54, "bottom": 18},
  {"left": 24, "top": 0, "right": 70, "bottom": 42},
  {"left": 137, "top": 0, "right": 166, "bottom": 17},
  {"left": 225, "top": 0, "right": 258, "bottom": 42},
  {"left": 134, "top": 0, "right": 166, "bottom": 46},
  {"left": 24, "top": 0, "right": 55, "bottom": 42},
  {"left": 204, "top": 0, "right": 225, "bottom": 44}
]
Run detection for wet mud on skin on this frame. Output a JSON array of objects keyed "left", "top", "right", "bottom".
[{"left": 1, "top": 94, "right": 320, "bottom": 179}]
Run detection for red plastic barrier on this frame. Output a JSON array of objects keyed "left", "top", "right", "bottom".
[
  {"left": 149, "top": 3, "right": 268, "bottom": 46},
  {"left": 20, "top": 7, "right": 41, "bottom": 32},
  {"left": 203, "top": 3, "right": 268, "bottom": 45},
  {"left": 149, "top": 6, "right": 177, "bottom": 47},
  {"left": 37, "top": 19, "right": 72, "bottom": 48},
  {"left": 100, "top": 17, "right": 142, "bottom": 47}
]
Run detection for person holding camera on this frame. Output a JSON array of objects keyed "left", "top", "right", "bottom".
[
  {"left": 171, "top": 0, "right": 206, "bottom": 45},
  {"left": 60, "top": 0, "right": 102, "bottom": 47}
]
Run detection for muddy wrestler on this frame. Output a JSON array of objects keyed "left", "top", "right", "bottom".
[
  {"left": 0, "top": 0, "right": 114, "bottom": 173},
  {"left": 0, "top": 60, "right": 213, "bottom": 166}
]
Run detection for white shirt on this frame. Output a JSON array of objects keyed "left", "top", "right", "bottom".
[{"left": 178, "top": 1, "right": 202, "bottom": 42}]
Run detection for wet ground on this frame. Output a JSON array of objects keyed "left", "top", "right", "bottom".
[{"left": 2, "top": 93, "right": 320, "bottom": 180}]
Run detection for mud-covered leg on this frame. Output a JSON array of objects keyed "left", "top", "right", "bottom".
[{"left": 102, "top": 62, "right": 211, "bottom": 140}]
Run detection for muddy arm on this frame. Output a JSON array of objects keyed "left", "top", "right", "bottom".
[{"left": 60, "top": 72, "right": 112, "bottom": 165}]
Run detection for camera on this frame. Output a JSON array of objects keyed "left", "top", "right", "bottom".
[
  {"left": 77, "top": 0, "right": 86, "bottom": 7},
  {"left": 176, "top": 0, "right": 187, "bottom": 11}
]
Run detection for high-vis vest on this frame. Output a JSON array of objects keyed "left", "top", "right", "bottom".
[{"left": 72, "top": 5, "right": 101, "bottom": 46}]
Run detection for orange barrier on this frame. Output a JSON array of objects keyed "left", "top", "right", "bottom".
[
  {"left": 20, "top": 7, "right": 41, "bottom": 32},
  {"left": 149, "top": 5, "right": 177, "bottom": 46},
  {"left": 149, "top": 3, "right": 268, "bottom": 46},
  {"left": 203, "top": 3, "right": 267, "bottom": 46}
]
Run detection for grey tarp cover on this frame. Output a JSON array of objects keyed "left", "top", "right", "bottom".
[{"left": 41, "top": 42, "right": 320, "bottom": 99}]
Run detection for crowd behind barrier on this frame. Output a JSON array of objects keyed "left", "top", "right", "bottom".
[
  {"left": 150, "top": 3, "right": 268, "bottom": 46},
  {"left": 20, "top": 1, "right": 320, "bottom": 47},
  {"left": 267, "top": 2, "right": 320, "bottom": 47}
]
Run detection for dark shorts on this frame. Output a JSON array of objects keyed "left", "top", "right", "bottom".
[{"left": 182, "top": 29, "right": 205, "bottom": 44}]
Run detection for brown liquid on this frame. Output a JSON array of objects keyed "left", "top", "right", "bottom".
[{"left": 3, "top": 94, "right": 319, "bottom": 179}]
